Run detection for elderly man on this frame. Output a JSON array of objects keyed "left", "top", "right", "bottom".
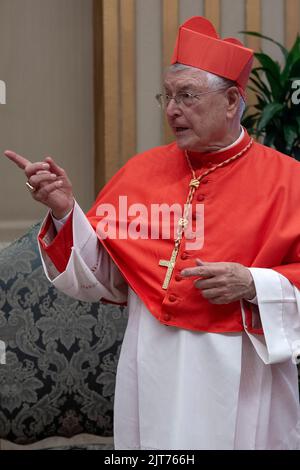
[{"left": 4, "top": 17, "right": 300, "bottom": 450}]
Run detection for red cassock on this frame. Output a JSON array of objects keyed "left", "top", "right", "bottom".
[{"left": 39, "top": 130, "right": 300, "bottom": 335}]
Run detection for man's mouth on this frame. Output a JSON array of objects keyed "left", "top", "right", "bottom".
[{"left": 174, "top": 127, "right": 189, "bottom": 134}]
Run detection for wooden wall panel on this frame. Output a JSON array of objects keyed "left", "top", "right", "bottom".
[
  {"left": 94, "top": 0, "right": 136, "bottom": 190},
  {"left": 285, "top": 0, "right": 300, "bottom": 49},
  {"left": 162, "top": 0, "right": 179, "bottom": 144},
  {"left": 245, "top": 0, "right": 261, "bottom": 51},
  {"left": 204, "top": 0, "right": 220, "bottom": 33},
  {"left": 179, "top": 0, "right": 204, "bottom": 23},
  {"left": 120, "top": 0, "right": 136, "bottom": 166},
  {"left": 245, "top": 0, "right": 261, "bottom": 106},
  {"left": 136, "top": 0, "right": 162, "bottom": 153}
]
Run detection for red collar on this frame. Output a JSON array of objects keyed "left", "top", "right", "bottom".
[{"left": 185, "top": 128, "right": 251, "bottom": 170}]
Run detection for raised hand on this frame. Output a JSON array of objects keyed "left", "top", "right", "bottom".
[
  {"left": 3, "top": 151, "right": 74, "bottom": 219},
  {"left": 181, "top": 259, "right": 256, "bottom": 304}
]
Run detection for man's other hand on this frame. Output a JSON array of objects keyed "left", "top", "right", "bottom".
[{"left": 181, "top": 259, "right": 256, "bottom": 304}]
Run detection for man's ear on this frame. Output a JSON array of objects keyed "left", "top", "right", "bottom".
[{"left": 225, "top": 86, "right": 240, "bottom": 119}]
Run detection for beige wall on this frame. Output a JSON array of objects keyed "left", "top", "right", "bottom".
[{"left": 0, "top": 0, "right": 94, "bottom": 244}]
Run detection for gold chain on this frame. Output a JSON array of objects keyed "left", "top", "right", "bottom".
[
  {"left": 159, "top": 137, "right": 253, "bottom": 290},
  {"left": 175, "top": 138, "right": 254, "bottom": 248}
]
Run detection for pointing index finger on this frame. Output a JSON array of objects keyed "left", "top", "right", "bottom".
[{"left": 4, "top": 150, "right": 32, "bottom": 170}]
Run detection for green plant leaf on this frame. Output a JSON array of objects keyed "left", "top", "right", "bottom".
[
  {"left": 240, "top": 32, "right": 300, "bottom": 157},
  {"left": 292, "top": 146, "right": 300, "bottom": 161},
  {"left": 248, "top": 77, "right": 271, "bottom": 101},
  {"left": 289, "top": 58, "right": 300, "bottom": 81},
  {"left": 256, "top": 95, "right": 268, "bottom": 109},
  {"left": 257, "top": 102, "right": 284, "bottom": 131},
  {"left": 283, "top": 125, "right": 299, "bottom": 153},
  {"left": 250, "top": 72, "right": 272, "bottom": 95},
  {"left": 254, "top": 53, "right": 281, "bottom": 76},
  {"left": 242, "top": 112, "right": 260, "bottom": 131},
  {"left": 247, "top": 84, "right": 264, "bottom": 96},
  {"left": 251, "top": 68, "right": 273, "bottom": 95},
  {"left": 241, "top": 31, "right": 288, "bottom": 58},
  {"left": 296, "top": 116, "right": 300, "bottom": 132},
  {"left": 254, "top": 53, "right": 282, "bottom": 99},
  {"left": 264, "top": 133, "right": 276, "bottom": 148},
  {"left": 282, "top": 35, "right": 300, "bottom": 82}
]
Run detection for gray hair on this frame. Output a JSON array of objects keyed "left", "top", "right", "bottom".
[{"left": 167, "top": 63, "right": 245, "bottom": 120}]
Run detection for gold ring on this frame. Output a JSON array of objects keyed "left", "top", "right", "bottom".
[{"left": 25, "top": 181, "right": 36, "bottom": 192}]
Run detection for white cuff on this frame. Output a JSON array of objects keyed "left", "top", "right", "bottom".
[
  {"left": 51, "top": 209, "right": 73, "bottom": 232},
  {"left": 243, "top": 267, "right": 296, "bottom": 364}
]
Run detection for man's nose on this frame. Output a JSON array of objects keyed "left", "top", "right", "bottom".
[{"left": 165, "top": 98, "right": 182, "bottom": 118}]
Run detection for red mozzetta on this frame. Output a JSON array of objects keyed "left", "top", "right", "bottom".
[{"left": 39, "top": 130, "right": 300, "bottom": 335}]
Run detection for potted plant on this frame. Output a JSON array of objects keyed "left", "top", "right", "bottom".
[{"left": 241, "top": 32, "right": 300, "bottom": 160}]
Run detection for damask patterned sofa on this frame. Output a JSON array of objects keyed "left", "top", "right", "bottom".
[{"left": 0, "top": 224, "right": 128, "bottom": 450}]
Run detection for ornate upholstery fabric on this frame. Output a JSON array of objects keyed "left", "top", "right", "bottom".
[{"left": 0, "top": 224, "right": 127, "bottom": 446}]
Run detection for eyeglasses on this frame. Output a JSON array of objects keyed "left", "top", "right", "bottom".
[{"left": 155, "top": 87, "right": 229, "bottom": 109}]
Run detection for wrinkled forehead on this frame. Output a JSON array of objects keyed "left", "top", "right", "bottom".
[{"left": 163, "top": 67, "right": 210, "bottom": 91}]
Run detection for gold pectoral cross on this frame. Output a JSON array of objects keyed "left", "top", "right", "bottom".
[{"left": 159, "top": 246, "right": 179, "bottom": 290}]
